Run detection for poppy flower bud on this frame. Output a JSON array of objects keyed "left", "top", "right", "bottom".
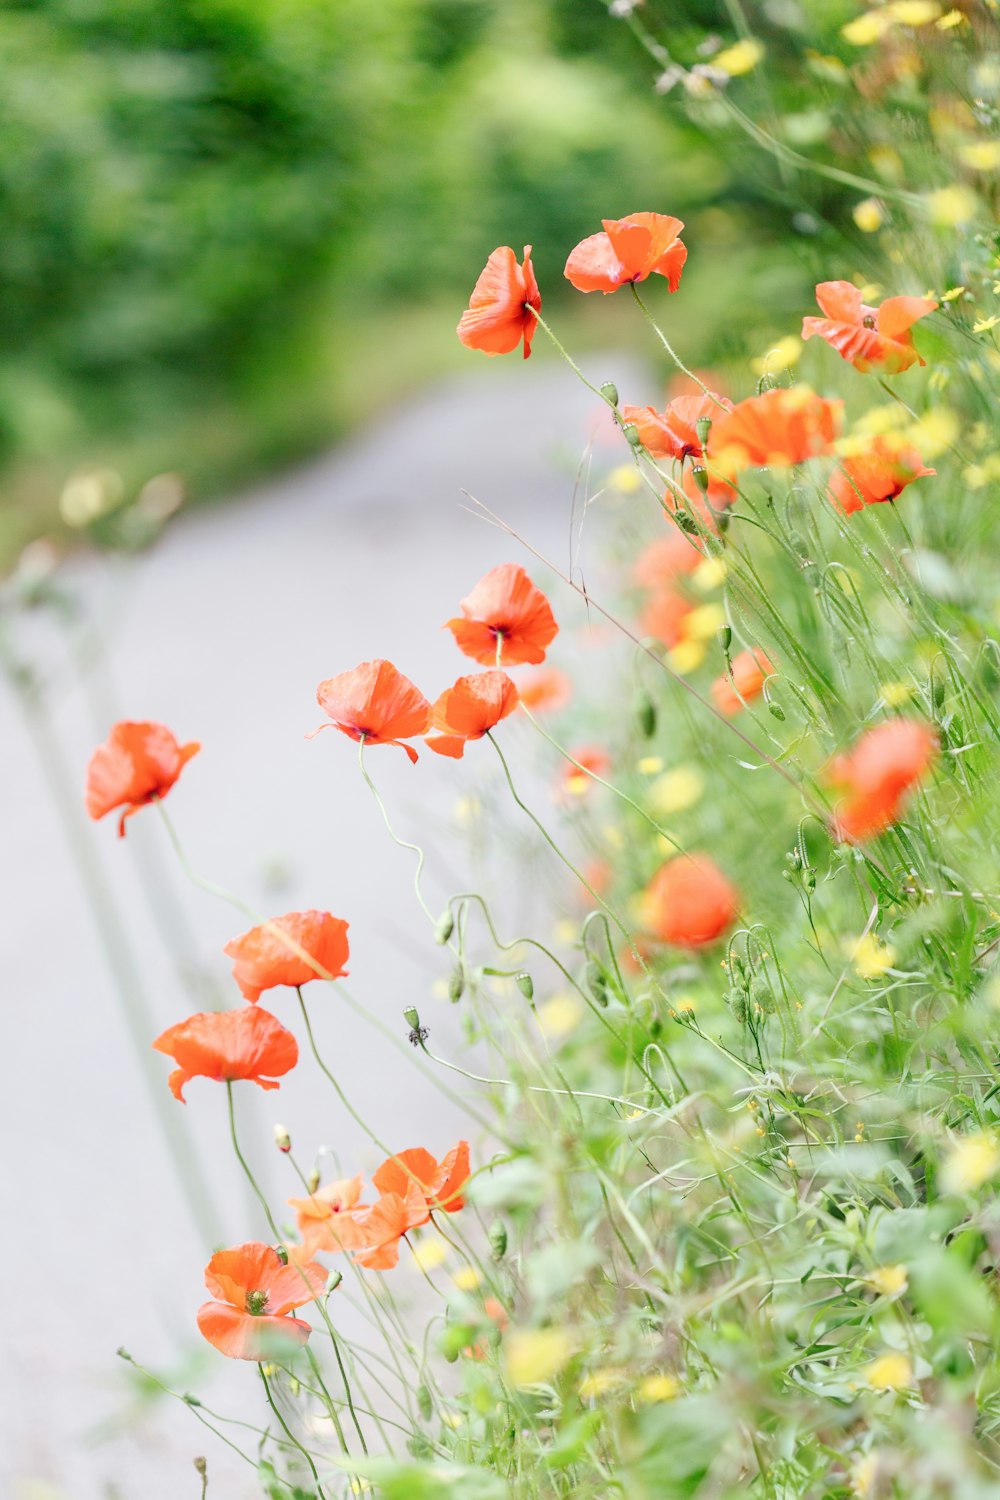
[
  {"left": 435, "top": 910, "right": 455, "bottom": 945},
  {"left": 449, "top": 967, "right": 465, "bottom": 1002},
  {"left": 194, "top": 1458, "right": 207, "bottom": 1477},
  {"left": 768, "top": 702, "right": 786, "bottom": 722},
  {"left": 308, "top": 1167, "right": 321, "bottom": 1194},
  {"left": 931, "top": 675, "right": 946, "bottom": 714},
  {"left": 586, "top": 958, "right": 609, "bottom": 1006},
  {"left": 718, "top": 625, "right": 732, "bottom": 655},
  {"left": 274, "top": 1244, "right": 289, "bottom": 1264},
  {"left": 623, "top": 423, "right": 642, "bottom": 448},
  {"left": 696, "top": 415, "right": 712, "bottom": 449},
  {"left": 675, "top": 509, "right": 700, "bottom": 533},
  {"left": 600, "top": 381, "right": 619, "bottom": 407},
  {"left": 403, "top": 1005, "right": 421, "bottom": 1031},
  {"left": 417, "top": 1383, "right": 433, "bottom": 1421},
  {"left": 636, "top": 692, "right": 657, "bottom": 738},
  {"left": 490, "top": 1219, "right": 508, "bottom": 1260},
  {"left": 516, "top": 971, "right": 534, "bottom": 999},
  {"left": 183, "top": 1394, "right": 202, "bottom": 1407},
  {"left": 274, "top": 1123, "right": 291, "bottom": 1153},
  {"left": 691, "top": 465, "right": 710, "bottom": 494},
  {"left": 327, "top": 1270, "right": 343, "bottom": 1293}
]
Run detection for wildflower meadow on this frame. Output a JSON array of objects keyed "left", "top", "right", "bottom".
[{"left": 7, "top": 1, "right": 1000, "bottom": 1497}]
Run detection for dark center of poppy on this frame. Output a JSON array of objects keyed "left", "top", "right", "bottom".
[
  {"left": 862, "top": 314, "right": 876, "bottom": 329},
  {"left": 246, "top": 1289, "right": 269, "bottom": 1315},
  {"left": 489, "top": 625, "right": 508, "bottom": 639}
]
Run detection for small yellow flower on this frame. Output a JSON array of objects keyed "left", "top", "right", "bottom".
[
  {"left": 59, "top": 468, "right": 124, "bottom": 527},
  {"left": 926, "top": 185, "right": 978, "bottom": 227},
  {"left": 939, "top": 284, "right": 966, "bottom": 301},
  {"left": 603, "top": 822, "right": 625, "bottom": 848},
  {"left": 973, "top": 315, "right": 1000, "bottom": 333},
  {"left": 552, "top": 919, "right": 579, "bottom": 947},
  {"left": 751, "top": 335, "right": 802, "bottom": 376},
  {"left": 880, "top": 681, "right": 911, "bottom": 707},
  {"left": 685, "top": 602, "right": 727, "bottom": 641},
  {"left": 667, "top": 638, "right": 706, "bottom": 674},
  {"left": 637, "top": 1373, "right": 680, "bottom": 1402},
  {"left": 452, "top": 1265, "right": 481, "bottom": 1292},
  {"left": 842, "top": 10, "right": 889, "bottom": 44},
  {"left": 578, "top": 1367, "right": 625, "bottom": 1399},
  {"left": 637, "top": 755, "right": 664, "bottom": 775},
  {"left": 454, "top": 795, "right": 480, "bottom": 825},
  {"left": 887, "top": 0, "right": 940, "bottom": 22},
  {"left": 441, "top": 1408, "right": 463, "bottom": 1429},
  {"left": 935, "top": 6, "right": 966, "bottom": 24},
  {"left": 692, "top": 556, "right": 728, "bottom": 591},
  {"left": 941, "top": 1131, "right": 1000, "bottom": 1193},
  {"left": 410, "top": 1237, "right": 449, "bottom": 1272},
  {"left": 848, "top": 933, "right": 896, "bottom": 979},
  {"left": 609, "top": 464, "right": 642, "bottom": 494},
  {"left": 505, "top": 1328, "right": 573, "bottom": 1389},
  {"left": 867, "top": 1264, "right": 908, "bottom": 1297},
  {"left": 866, "top": 1351, "right": 913, "bottom": 1391},
  {"left": 714, "top": 37, "right": 765, "bottom": 75},
  {"left": 648, "top": 766, "right": 704, "bottom": 815},
  {"left": 904, "top": 407, "right": 959, "bottom": 458},
  {"left": 673, "top": 995, "right": 696, "bottom": 1014},
  {"left": 536, "top": 993, "right": 584, "bottom": 1041},
  {"left": 853, "top": 198, "right": 885, "bottom": 234},
  {"left": 851, "top": 1453, "right": 880, "bottom": 1497},
  {"left": 960, "top": 140, "right": 1000, "bottom": 171}
]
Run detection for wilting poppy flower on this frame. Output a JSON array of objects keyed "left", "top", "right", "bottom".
[
  {"left": 312, "top": 659, "right": 430, "bottom": 764},
  {"left": 426, "top": 671, "right": 519, "bottom": 758},
  {"left": 289, "top": 1176, "right": 370, "bottom": 1255},
  {"left": 802, "top": 281, "right": 937, "bottom": 374},
  {"left": 85, "top": 721, "right": 200, "bottom": 837},
  {"left": 708, "top": 387, "right": 842, "bottom": 475},
  {"left": 564, "top": 213, "right": 687, "bottom": 295},
  {"left": 641, "top": 587, "right": 694, "bottom": 649},
  {"left": 827, "top": 720, "right": 936, "bottom": 842},
  {"left": 711, "top": 649, "right": 775, "bottom": 717},
  {"left": 642, "top": 854, "right": 741, "bottom": 948},
  {"left": 373, "top": 1141, "right": 471, "bottom": 1216},
  {"left": 224, "top": 910, "right": 349, "bottom": 1003},
  {"left": 446, "top": 563, "right": 558, "bottom": 666},
  {"left": 829, "top": 437, "right": 935, "bottom": 515},
  {"left": 152, "top": 1006, "right": 298, "bottom": 1101},
  {"left": 458, "top": 245, "right": 541, "bottom": 359},
  {"left": 197, "top": 1241, "right": 326, "bottom": 1361},
  {"left": 634, "top": 530, "right": 703, "bottom": 589},
  {"left": 560, "top": 746, "right": 612, "bottom": 797},
  {"left": 516, "top": 666, "right": 573, "bottom": 715},
  {"left": 621, "top": 392, "right": 732, "bottom": 461}
]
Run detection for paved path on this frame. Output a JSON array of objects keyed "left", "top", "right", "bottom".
[{"left": 1, "top": 353, "right": 643, "bottom": 1499}]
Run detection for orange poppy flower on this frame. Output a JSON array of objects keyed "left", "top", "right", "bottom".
[
  {"left": 516, "top": 666, "right": 573, "bottom": 715},
  {"left": 312, "top": 659, "right": 430, "bottom": 763},
  {"left": 564, "top": 213, "right": 687, "bottom": 295},
  {"left": 446, "top": 563, "right": 558, "bottom": 666},
  {"left": 642, "top": 855, "right": 741, "bottom": 949},
  {"left": 373, "top": 1141, "right": 471, "bottom": 1216},
  {"left": 802, "top": 281, "right": 937, "bottom": 374},
  {"left": 711, "top": 649, "right": 775, "bottom": 717},
  {"left": 289, "top": 1175, "right": 371, "bottom": 1255},
  {"left": 197, "top": 1241, "right": 326, "bottom": 1361},
  {"left": 224, "top": 910, "right": 350, "bottom": 1003},
  {"left": 426, "top": 671, "right": 519, "bottom": 759},
  {"left": 634, "top": 530, "right": 703, "bottom": 588},
  {"left": 85, "top": 721, "right": 200, "bottom": 837},
  {"left": 457, "top": 245, "right": 541, "bottom": 359},
  {"left": 621, "top": 392, "right": 732, "bottom": 461},
  {"left": 640, "top": 587, "right": 693, "bottom": 649},
  {"left": 351, "top": 1189, "right": 429, "bottom": 1270},
  {"left": 561, "top": 746, "right": 612, "bottom": 797},
  {"left": 829, "top": 438, "right": 935, "bottom": 515},
  {"left": 827, "top": 720, "right": 936, "bottom": 842},
  {"left": 152, "top": 1006, "right": 298, "bottom": 1101},
  {"left": 708, "top": 387, "right": 842, "bottom": 475}
]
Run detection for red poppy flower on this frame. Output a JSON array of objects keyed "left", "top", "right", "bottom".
[
  {"left": 640, "top": 587, "right": 693, "bottom": 649},
  {"left": 289, "top": 1175, "right": 371, "bottom": 1255},
  {"left": 372, "top": 1141, "right": 471, "bottom": 1216},
  {"left": 561, "top": 746, "right": 612, "bottom": 797},
  {"left": 224, "top": 910, "right": 350, "bottom": 1003},
  {"left": 351, "top": 1189, "right": 429, "bottom": 1270},
  {"left": 85, "top": 721, "right": 200, "bottom": 837},
  {"left": 634, "top": 530, "right": 703, "bottom": 589},
  {"left": 152, "top": 1006, "right": 298, "bottom": 1101},
  {"left": 446, "top": 564, "right": 558, "bottom": 666},
  {"left": 426, "top": 671, "right": 519, "bottom": 759},
  {"left": 516, "top": 667, "right": 573, "bottom": 715},
  {"left": 711, "top": 649, "right": 775, "bottom": 717},
  {"left": 196, "top": 1242, "right": 326, "bottom": 1361},
  {"left": 457, "top": 245, "right": 541, "bottom": 359},
  {"left": 621, "top": 392, "right": 732, "bottom": 461},
  {"left": 827, "top": 720, "right": 937, "bottom": 842},
  {"left": 312, "top": 659, "right": 430, "bottom": 764},
  {"left": 829, "top": 438, "right": 935, "bottom": 515},
  {"left": 802, "top": 281, "right": 937, "bottom": 374},
  {"left": 564, "top": 213, "right": 687, "bottom": 295},
  {"left": 708, "top": 388, "right": 842, "bottom": 475},
  {"left": 642, "top": 855, "right": 741, "bottom": 949}
]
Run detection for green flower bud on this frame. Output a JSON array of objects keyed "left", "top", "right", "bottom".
[
  {"left": 718, "top": 625, "right": 732, "bottom": 655},
  {"left": 327, "top": 1269, "right": 343, "bottom": 1293},
  {"left": 403, "top": 1005, "right": 421, "bottom": 1031},
  {"left": 586, "top": 958, "right": 609, "bottom": 1006},
  {"left": 516, "top": 971, "right": 534, "bottom": 999},
  {"left": 623, "top": 423, "right": 642, "bottom": 448},
  {"left": 600, "top": 381, "right": 619, "bottom": 407},
  {"left": 691, "top": 465, "right": 710, "bottom": 494},
  {"left": 489, "top": 1219, "right": 508, "bottom": 1260},
  {"left": 307, "top": 1167, "right": 321, "bottom": 1194},
  {"left": 449, "top": 967, "right": 465, "bottom": 1003},
  {"left": 636, "top": 692, "right": 656, "bottom": 738},
  {"left": 695, "top": 415, "right": 712, "bottom": 449},
  {"left": 435, "top": 910, "right": 455, "bottom": 945},
  {"left": 417, "top": 1384, "right": 433, "bottom": 1421},
  {"left": 676, "top": 509, "right": 699, "bottom": 533},
  {"left": 768, "top": 702, "right": 786, "bottom": 722}
]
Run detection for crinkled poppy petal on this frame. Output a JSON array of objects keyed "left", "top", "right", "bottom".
[
  {"left": 197, "top": 1301, "right": 312, "bottom": 1361},
  {"left": 813, "top": 280, "right": 863, "bottom": 323},
  {"left": 457, "top": 247, "right": 528, "bottom": 356},
  {"left": 373, "top": 1147, "right": 439, "bottom": 1199},
  {"left": 426, "top": 734, "right": 470, "bottom": 759},
  {"left": 265, "top": 1258, "right": 327, "bottom": 1316},
  {"left": 877, "top": 295, "right": 937, "bottom": 344},
  {"left": 564, "top": 231, "right": 625, "bottom": 294},
  {"left": 431, "top": 1140, "right": 471, "bottom": 1213},
  {"left": 224, "top": 910, "right": 350, "bottom": 1003},
  {"left": 204, "top": 1242, "right": 279, "bottom": 1307}
]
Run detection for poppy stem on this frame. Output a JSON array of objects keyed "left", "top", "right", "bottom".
[
  {"left": 226, "top": 1081, "right": 283, "bottom": 1241},
  {"left": 259, "top": 1366, "right": 329, "bottom": 1499},
  {"left": 628, "top": 283, "right": 730, "bottom": 411},
  {"left": 357, "top": 739, "right": 435, "bottom": 924},
  {"left": 525, "top": 307, "right": 621, "bottom": 412}
]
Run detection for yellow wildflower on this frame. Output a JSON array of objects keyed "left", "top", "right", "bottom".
[
  {"left": 536, "top": 993, "right": 584, "bottom": 1041},
  {"left": 849, "top": 933, "right": 896, "bottom": 979},
  {"left": 926, "top": 185, "right": 978, "bottom": 226},
  {"left": 505, "top": 1328, "right": 573, "bottom": 1389},
  {"left": 452, "top": 1265, "right": 481, "bottom": 1292},
  {"left": 714, "top": 38, "right": 765, "bottom": 75},
  {"left": 867, "top": 1264, "right": 908, "bottom": 1296},
  {"left": 853, "top": 198, "right": 885, "bottom": 234},
  {"left": 751, "top": 335, "right": 802, "bottom": 376},
  {"left": 648, "top": 766, "right": 704, "bottom": 815},
  {"left": 941, "top": 1131, "right": 1000, "bottom": 1193},
  {"left": 637, "top": 1373, "right": 680, "bottom": 1402}
]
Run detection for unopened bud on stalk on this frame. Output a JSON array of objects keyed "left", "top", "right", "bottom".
[
  {"left": 327, "top": 1269, "right": 343, "bottom": 1293},
  {"left": 194, "top": 1457, "right": 207, "bottom": 1477},
  {"left": 586, "top": 958, "right": 609, "bottom": 1007},
  {"left": 403, "top": 1005, "right": 421, "bottom": 1031},
  {"left": 768, "top": 702, "right": 786, "bottom": 722},
  {"left": 695, "top": 416, "right": 712, "bottom": 449},
  {"left": 718, "top": 625, "right": 732, "bottom": 655},
  {"left": 435, "top": 910, "right": 455, "bottom": 945},
  {"left": 449, "top": 967, "right": 465, "bottom": 1003},
  {"left": 489, "top": 1220, "right": 508, "bottom": 1260},
  {"left": 516, "top": 971, "right": 534, "bottom": 1000},
  {"left": 417, "top": 1383, "right": 433, "bottom": 1421},
  {"left": 676, "top": 509, "right": 699, "bottom": 534},
  {"left": 623, "top": 423, "right": 642, "bottom": 448},
  {"left": 931, "top": 675, "right": 946, "bottom": 713},
  {"left": 600, "top": 381, "right": 619, "bottom": 407},
  {"left": 691, "top": 465, "right": 710, "bottom": 494},
  {"left": 636, "top": 692, "right": 656, "bottom": 738},
  {"left": 307, "top": 1167, "right": 321, "bottom": 1194},
  {"left": 274, "top": 1123, "right": 291, "bottom": 1153},
  {"left": 275, "top": 1244, "right": 289, "bottom": 1264}
]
